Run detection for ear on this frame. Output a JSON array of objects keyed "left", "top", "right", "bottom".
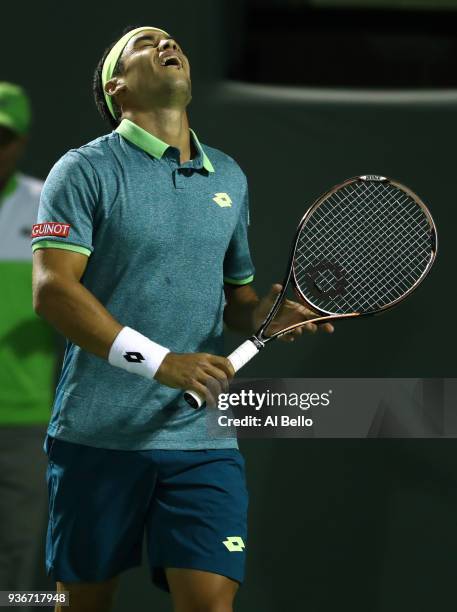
[{"left": 104, "top": 77, "right": 126, "bottom": 98}]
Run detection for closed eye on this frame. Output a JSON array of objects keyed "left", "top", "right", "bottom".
[{"left": 134, "top": 34, "right": 160, "bottom": 48}]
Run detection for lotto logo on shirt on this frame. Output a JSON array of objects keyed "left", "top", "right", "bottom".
[{"left": 31, "top": 222, "right": 71, "bottom": 238}]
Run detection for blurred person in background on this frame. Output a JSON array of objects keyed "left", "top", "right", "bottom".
[{"left": 0, "top": 82, "right": 58, "bottom": 601}]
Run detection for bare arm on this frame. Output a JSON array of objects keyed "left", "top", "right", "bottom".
[
  {"left": 223, "top": 283, "right": 260, "bottom": 335},
  {"left": 33, "top": 249, "right": 122, "bottom": 359}
]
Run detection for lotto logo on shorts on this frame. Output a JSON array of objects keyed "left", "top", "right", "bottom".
[
  {"left": 31, "top": 222, "right": 71, "bottom": 238},
  {"left": 222, "top": 536, "right": 245, "bottom": 552}
]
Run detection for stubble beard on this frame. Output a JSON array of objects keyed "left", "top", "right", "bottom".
[{"left": 154, "top": 74, "right": 192, "bottom": 109}]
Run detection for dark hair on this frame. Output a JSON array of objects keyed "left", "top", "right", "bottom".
[{"left": 93, "top": 25, "right": 139, "bottom": 129}]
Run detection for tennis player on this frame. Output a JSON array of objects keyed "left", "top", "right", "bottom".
[{"left": 32, "top": 26, "right": 333, "bottom": 612}]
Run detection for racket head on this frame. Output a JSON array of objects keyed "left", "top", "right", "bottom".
[{"left": 291, "top": 175, "right": 437, "bottom": 318}]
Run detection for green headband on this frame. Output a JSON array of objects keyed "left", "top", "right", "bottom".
[{"left": 102, "top": 26, "right": 170, "bottom": 119}]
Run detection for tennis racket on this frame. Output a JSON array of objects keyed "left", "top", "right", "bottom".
[{"left": 184, "top": 175, "right": 437, "bottom": 409}]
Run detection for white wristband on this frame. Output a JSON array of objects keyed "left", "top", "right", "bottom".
[{"left": 108, "top": 326, "right": 170, "bottom": 379}]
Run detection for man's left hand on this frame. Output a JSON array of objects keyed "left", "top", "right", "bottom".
[{"left": 253, "top": 284, "right": 334, "bottom": 343}]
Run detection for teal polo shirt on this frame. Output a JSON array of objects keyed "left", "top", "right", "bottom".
[{"left": 31, "top": 119, "right": 254, "bottom": 450}]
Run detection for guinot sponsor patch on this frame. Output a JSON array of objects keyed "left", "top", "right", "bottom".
[{"left": 31, "top": 222, "right": 71, "bottom": 238}]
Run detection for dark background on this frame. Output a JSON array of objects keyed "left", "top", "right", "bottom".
[{"left": 3, "top": 0, "right": 457, "bottom": 610}]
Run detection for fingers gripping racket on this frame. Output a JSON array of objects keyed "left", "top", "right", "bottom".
[{"left": 184, "top": 175, "right": 437, "bottom": 409}]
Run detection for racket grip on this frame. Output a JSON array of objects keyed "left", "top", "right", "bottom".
[
  {"left": 227, "top": 338, "right": 260, "bottom": 372},
  {"left": 184, "top": 339, "right": 260, "bottom": 409}
]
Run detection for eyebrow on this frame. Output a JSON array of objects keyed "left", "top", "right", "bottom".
[{"left": 133, "top": 33, "right": 175, "bottom": 47}]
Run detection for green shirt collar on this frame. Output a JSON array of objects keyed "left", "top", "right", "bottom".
[
  {"left": 0, "top": 174, "right": 18, "bottom": 206},
  {"left": 189, "top": 128, "right": 215, "bottom": 173},
  {"left": 116, "top": 119, "right": 215, "bottom": 173}
]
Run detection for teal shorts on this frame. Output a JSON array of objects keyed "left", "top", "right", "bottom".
[{"left": 44, "top": 435, "right": 248, "bottom": 591}]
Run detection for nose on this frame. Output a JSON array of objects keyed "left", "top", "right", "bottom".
[{"left": 159, "top": 38, "right": 178, "bottom": 51}]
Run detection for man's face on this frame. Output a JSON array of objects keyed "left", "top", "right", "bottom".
[
  {"left": 0, "top": 127, "right": 26, "bottom": 184},
  {"left": 112, "top": 28, "right": 192, "bottom": 111}
]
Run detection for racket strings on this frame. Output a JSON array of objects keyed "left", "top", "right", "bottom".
[
  {"left": 330, "top": 184, "right": 429, "bottom": 300},
  {"left": 306, "top": 186, "right": 429, "bottom": 310},
  {"left": 294, "top": 180, "right": 433, "bottom": 314},
  {"left": 304, "top": 183, "right": 431, "bottom": 310}
]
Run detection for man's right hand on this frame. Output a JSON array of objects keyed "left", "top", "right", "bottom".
[{"left": 155, "top": 352, "right": 235, "bottom": 407}]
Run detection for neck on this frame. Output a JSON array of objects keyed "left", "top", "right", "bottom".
[{"left": 122, "top": 109, "right": 194, "bottom": 163}]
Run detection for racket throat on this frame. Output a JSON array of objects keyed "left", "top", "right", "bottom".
[{"left": 250, "top": 335, "right": 265, "bottom": 350}]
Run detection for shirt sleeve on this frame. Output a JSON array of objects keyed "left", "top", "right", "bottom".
[
  {"left": 31, "top": 150, "right": 98, "bottom": 257},
  {"left": 223, "top": 176, "right": 255, "bottom": 285}
]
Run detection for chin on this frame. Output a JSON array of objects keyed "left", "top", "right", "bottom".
[{"left": 168, "top": 78, "right": 192, "bottom": 100}]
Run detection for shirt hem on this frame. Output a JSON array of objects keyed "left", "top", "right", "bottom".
[{"left": 47, "top": 425, "right": 238, "bottom": 451}]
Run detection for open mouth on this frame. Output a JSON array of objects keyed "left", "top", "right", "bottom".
[{"left": 159, "top": 55, "right": 182, "bottom": 68}]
